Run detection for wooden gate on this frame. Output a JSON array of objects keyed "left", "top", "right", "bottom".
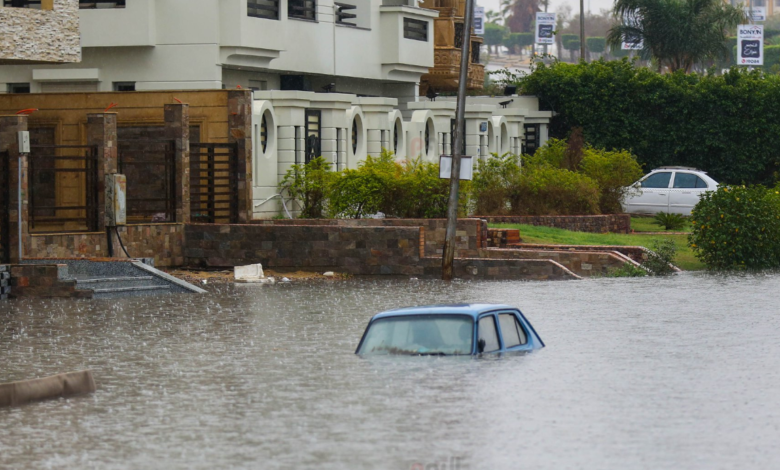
[
  {"left": 189, "top": 143, "right": 239, "bottom": 224},
  {"left": 0, "top": 151, "right": 9, "bottom": 263}
]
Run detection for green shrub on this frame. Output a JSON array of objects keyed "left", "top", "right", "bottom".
[
  {"left": 688, "top": 185, "right": 780, "bottom": 270},
  {"left": 653, "top": 212, "right": 687, "bottom": 231},
  {"left": 764, "top": 45, "right": 780, "bottom": 70},
  {"left": 328, "top": 151, "right": 397, "bottom": 219},
  {"left": 607, "top": 262, "right": 647, "bottom": 277},
  {"left": 586, "top": 37, "right": 606, "bottom": 54},
  {"left": 579, "top": 148, "right": 643, "bottom": 213},
  {"left": 470, "top": 153, "right": 522, "bottom": 215},
  {"left": 392, "top": 157, "right": 456, "bottom": 218},
  {"left": 279, "top": 156, "right": 332, "bottom": 218},
  {"left": 642, "top": 239, "right": 678, "bottom": 275},
  {"left": 510, "top": 167, "right": 601, "bottom": 215}
]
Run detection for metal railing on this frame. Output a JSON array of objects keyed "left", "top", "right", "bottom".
[
  {"left": 29, "top": 145, "right": 99, "bottom": 233},
  {"left": 247, "top": 0, "right": 278, "bottom": 20},
  {"left": 118, "top": 140, "right": 177, "bottom": 223},
  {"left": 190, "top": 143, "right": 239, "bottom": 224}
]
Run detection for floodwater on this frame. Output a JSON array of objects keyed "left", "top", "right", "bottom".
[{"left": 1, "top": 273, "right": 780, "bottom": 470}]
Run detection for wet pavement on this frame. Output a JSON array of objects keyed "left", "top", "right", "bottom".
[{"left": 2, "top": 273, "right": 780, "bottom": 469}]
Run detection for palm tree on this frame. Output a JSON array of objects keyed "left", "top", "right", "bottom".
[
  {"left": 486, "top": 9, "right": 503, "bottom": 25},
  {"left": 505, "top": 0, "right": 541, "bottom": 33},
  {"left": 607, "top": 0, "right": 747, "bottom": 72}
]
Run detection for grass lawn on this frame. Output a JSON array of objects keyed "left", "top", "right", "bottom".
[
  {"left": 491, "top": 223, "right": 704, "bottom": 271},
  {"left": 630, "top": 215, "right": 692, "bottom": 232}
]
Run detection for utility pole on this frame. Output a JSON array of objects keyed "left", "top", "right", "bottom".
[
  {"left": 442, "top": 0, "right": 475, "bottom": 281},
  {"left": 580, "top": 0, "right": 586, "bottom": 62}
]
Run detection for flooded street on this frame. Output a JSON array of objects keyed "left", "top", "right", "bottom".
[{"left": 2, "top": 273, "right": 780, "bottom": 469}]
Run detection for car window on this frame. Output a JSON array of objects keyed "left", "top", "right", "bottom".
[
  {"left": 478, "top": 315, "right": 500, "bottom": 353},
  {"left": 498, "top": 313, "right": 527, "bottom": 348},
  {"left": 640, "top": 172, "right": 672, "bottom": 188},
  {"left": 673, "top": 172, "right": 707, "bottom": 189},
  {"left": 357, "top": 315, "right": 474, "bottom": 355}
]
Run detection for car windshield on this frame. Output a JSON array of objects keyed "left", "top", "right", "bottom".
[{"left": 357, "top": 315, "right": 474, "bottom": 356}]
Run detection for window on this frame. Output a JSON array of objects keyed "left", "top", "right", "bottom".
[
  {"left": 523, "top": 123, "right": 540, "bottom": 155},
  {"left": 394, "top": 120, "right": 401, "bottom": 154},
  {"left": 478, "top": 316, "right": 500, "bottom": 353},
  {"left": 498, "top": 313, "right": 527, "bottom": 348},
  {"left": 404, "top": 18, "right": 428, "bottom": 41},
  {"left": 247, "top": 0, "right": 279, "bottom": 20},
  {"left": 7, "top": 83, "right": 30, "bottom": 94},
  {"left": 289, "top": 0, "right": 316, "bottom": 20},
  {"left": 424, "top": 120, "right": 432, "bottom": 155},
  {"left": 78, "top": 0, "right": 126, "bottom": 8},
  {"left": 471, "top": 42, "right": 481, "bottom": 63},
  {"left": 641, "top": 172, "right": 672, "bottom": 189},
  {"left": 352, "top": 118, "right": 358, "bottom": 154},
  {"left": 673, "top": 172, "right": 708, "bottom": 189},
  {"left": 248, "top": 80, "right": 267, "bottom": 91},
  {"left": 357, "top": 315, "right": 474, "bottom": 355},
  {"left": 113, "top": 82, "right": 135, "bottom": 92},
  {"left": 304, "top": 110, "right": 321, "bottom": 164},
  {"left": 454, "top": 22, "right": 464, "bottom": 47},
  {"left": 260, "top": 113, "right": 269, "bottom": 153},
  {"left": 335, "top": 2, "right": 356, "bottom": 26}
]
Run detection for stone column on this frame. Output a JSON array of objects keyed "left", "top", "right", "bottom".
[
  {"left": 164, "top": 103, "right": 190, "bottom": 223},
  {"left": 86, "top": 113, "right": 117, "bottom": 232},
  {"left": 0, "top": 115, "right": 29, "bottom": 263},
  {"left": 227, "top": 90, "right": 253, "bottom": 224}
]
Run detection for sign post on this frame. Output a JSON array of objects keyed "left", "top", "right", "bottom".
[{"left": 737, "top": 24, "right": 764, "bottom": 67}]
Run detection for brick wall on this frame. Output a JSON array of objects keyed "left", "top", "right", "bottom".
[
  {"left": 483, "top": 214, "right": 631, "bottom": 234},
  {"left": 480, "top": 247, "right": 632, "bottom": 277},
  {"left": 27, "top": 223, "right": 184, "bottom": 267},
  {"left": 252, "top": 218, "right": 488, "bottom": 257},
  {"left": 185, "top": 223, "right": 424, "bottom": 275},
  {"left": 7, "top": 264, "right": 92, "bottom": 299}
]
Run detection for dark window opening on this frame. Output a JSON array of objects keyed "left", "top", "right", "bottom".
[
  {"left": 289, "top": 0, "right": 316, "bottom": 20},
  {"left": 454, "top": 22, "right": 464, "bottom": 47},
  {"left": 335, "top": 2, "right": 356, "bottom": 26},
  {"left": 523, "top": 123, "right": 540, "bottom": 155},
  {"left": 305, "top": 110, "right": 321, "bottom": 164},
  {"left": 471, "top": 42, "right": 481, "bottom": 63},
  {"left": 352, "top": 118, "right": 358, "bottom": 154},
  {"left": 79, "top": 0, "right": 126, "bottom": 8},
  {"left": 260, "top": 114, "right": 269, "bottom": 153},
  {"left": 280, "top": 75, "right": 312, "bottom": 91},
  {"left": 7, "top": 83, "right": 30, "bottom": 94},
  {"left": 113, "top": 82, "right": 135, "bottom": 92},
  {"left": 424, "top": 122, "right": 431, "bottom": 155},
  {"left": 248, "top": 0, "right": 279, "bottom": 19},
  {"left": 403, "top": 18, "right": 428, "bottom": 41},
  {"left": 394, "top": 122, "right": 400, "bottom": 154}
]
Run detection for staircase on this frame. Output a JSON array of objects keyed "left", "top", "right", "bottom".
[{"left": 22, "top": 259, "right": 205, "bottom": 299}]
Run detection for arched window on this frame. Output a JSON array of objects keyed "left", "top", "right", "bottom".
[
  {"left": 352, "top": 118, "right": 358, "bottom": 154},
  {"left": 260, "top": 113, "right": 268, "bottom": 153}
]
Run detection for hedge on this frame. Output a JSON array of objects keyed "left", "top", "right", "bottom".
[{"left": 519, "top": 60, "right": 780, "bottom": 185}]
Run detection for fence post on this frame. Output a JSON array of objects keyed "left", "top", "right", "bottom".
[
  {"left": 86, "top": 113, "right": 117, "bottom": 233},
  {"left": 164, "top": 103, "right": 190, "bottom": 223},
  {"left": 0, "top": 116, "right": 29, "bottom": 263},
  {"left": 228, "top": 90, "right": 253, "bottom": 224}
]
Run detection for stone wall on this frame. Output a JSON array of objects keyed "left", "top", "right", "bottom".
[
  {"left": 0, "top": 265, "right": 9, "bottom": 300},
  {"left": 0, "top": 0, "right": 80, "bottom": 64},
  {"left": 7, "top": 264, "right": 92, "bottom": 299},
  {"left": 484, "top": 214, "right": 631, "bottom": 234},
  {"left": 27, "top": 223, "right": 184, "bottom": 267},
  {"left": 480, "top": 247, "right": 634, "bottom": 277},
  {"left": 252, "top": 218, "right": 488, "bottom": 257},
  {"left": 184, "top": 223, "right": 424, "bottom": 275}
]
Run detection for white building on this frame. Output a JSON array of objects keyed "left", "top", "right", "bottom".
[{"left": 0, "top": 0, "right": 435, "bottom": 105}]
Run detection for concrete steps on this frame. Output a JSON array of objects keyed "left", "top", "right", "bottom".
[{"left": 74, "top": 275, "right": 171, "bottom": 298}]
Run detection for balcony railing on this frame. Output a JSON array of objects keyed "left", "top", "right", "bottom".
[
  {"left": 247, "top": 0, "right": 279, "bottom": 20},
  {"left": 3, "top": 0, "right": 125, "bottom": 7},
  {"left": 403, "top": 17, "right": 427, "bottom": 41}
]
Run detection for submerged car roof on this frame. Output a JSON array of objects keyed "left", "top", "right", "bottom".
[{"left": 371, "top": 303, "right": 515, "bottom": 320}]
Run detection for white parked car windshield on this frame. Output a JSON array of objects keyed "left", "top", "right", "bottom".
[{"left": 358, "top": 315, "right": 473, "bottom": 355}]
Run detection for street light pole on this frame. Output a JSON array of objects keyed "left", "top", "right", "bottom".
[{"left": 442, "top": 0, "right": 475, "bottom": 281}]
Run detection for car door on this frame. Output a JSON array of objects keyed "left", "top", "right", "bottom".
[
  {"left": 476, "top": 314, "right": 501, "bottom": 354},
  {"left": 496, "top": 312, "right": 531, "bottom": 352},
  {"left": 626, "top": 171, "right": 672, "bottom": 214},
  {"left": 668, "top": 171, "right": 709, "bottom": 216}
]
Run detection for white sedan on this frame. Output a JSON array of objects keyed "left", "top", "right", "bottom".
[{"left": 622, "top": 167, "right": 719, "bottom": 216}]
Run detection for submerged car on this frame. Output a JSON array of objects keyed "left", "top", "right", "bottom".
[
  {"left": 355, "top": 304, "right": 544, "bottom": 356},
  {"left": 622, "top": 167, "right": 718, "bottom": 216}
]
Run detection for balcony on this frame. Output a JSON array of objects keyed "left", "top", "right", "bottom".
[{"left": 379, "top": 4, "right": 438, "bottom": 81}]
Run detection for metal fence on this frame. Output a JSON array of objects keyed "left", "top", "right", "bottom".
[
  {"left": 190, "top": 143, "right": 239, "bottom": 224},
  {"left": 29, "top": 145, "right": 99, "bottom": 233},
  {"left": 118, "top": 140, "right": 176, "bottom": 223}
]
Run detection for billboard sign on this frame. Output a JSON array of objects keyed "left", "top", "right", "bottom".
[
  {"left": 745, "top": 6, "right": 766, "bottom": 22},
  {"left": 474, "top": 6, "right": 485, "bottom": 35},
  {"left": 535, "top": 12, "right": 556, "bottom": 45},
  {"left": 738, "top": 24, "right": 764, "bottom": 66}
]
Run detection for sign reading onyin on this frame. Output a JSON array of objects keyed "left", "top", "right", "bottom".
[
  {"left": 535, "top": 12, "right": 556, "bottom": 45},
  {"left": 738, "top": 24, "right": 764, "bottom": 66}
]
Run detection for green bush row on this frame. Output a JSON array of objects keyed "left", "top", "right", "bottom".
[{"left": 519, "top": 60, "right": 780, "bottom": 185}]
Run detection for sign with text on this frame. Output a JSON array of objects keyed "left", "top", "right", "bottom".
[
  {"left": 745, "top": 6, "right": 766, "bottom": 22},
  {"left": 738, "top": 24, "right": 764, "bottom": 66},
  {"left": 535, "top": 12, "right": 556, "bottom": 45},
  {"left": 474, "top": 6, "right": 485, "bottom": 35},
  {"left": 621, "top": 35, "right": 643, "bottom": 50},
  {"left": 439, "top": 155, "right": 474, "bottom": 180}
]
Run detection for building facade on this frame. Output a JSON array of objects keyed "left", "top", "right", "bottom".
[
  {"left": 0, "top": 0, "right": 81, "bottom": 69},
  {"left": 0, "top": 0, "right": 437, "bottom": 104}
]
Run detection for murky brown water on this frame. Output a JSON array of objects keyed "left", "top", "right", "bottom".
[{"left": 2, "top": 273, "right": 780, "bottom": 469}]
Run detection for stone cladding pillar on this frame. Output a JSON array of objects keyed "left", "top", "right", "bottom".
[
  {"left": 227, "top": 90, "right": 253, "bottom": 224},
  {"left": 0, "top": 116, "right": 29, "bottom": 263},
  {"left": 164, "top": 103, "right": 191, "bottom": 223},
  {"left": 86, "top": 113, "right": 117, "bottom": 231}
]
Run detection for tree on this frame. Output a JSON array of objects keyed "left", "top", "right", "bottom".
[
  {"left": 607, "top": 0, "right": 747, "bottom": 72},
  {"left": 485, "top": 9, "right": 502, "bottom": 25},
  {"left": 506, "top": 0, "right": 541, "bottom": 33},
  {"left": 484, "top": 23, "right": 509, "bottom": 54}
]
